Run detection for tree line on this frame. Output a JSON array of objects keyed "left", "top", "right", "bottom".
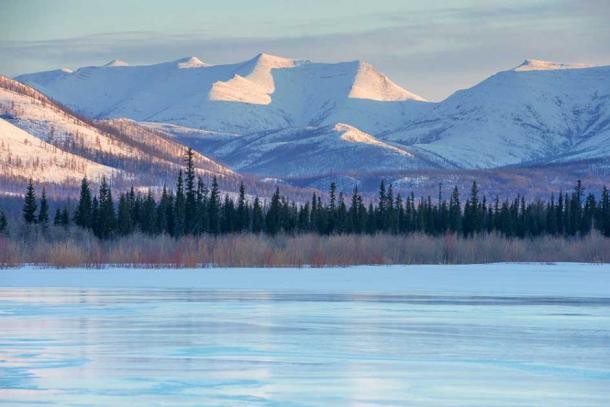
[{"left": 6, "top": 148, "right": 610, "bottom": 240}]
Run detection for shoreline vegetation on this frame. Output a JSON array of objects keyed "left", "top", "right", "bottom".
[
  {"left": 1, "top": 148, "right": 609, "bottom": 268},
  {"left": 1, "top": 232, "right": 609, "bottom": 268}
]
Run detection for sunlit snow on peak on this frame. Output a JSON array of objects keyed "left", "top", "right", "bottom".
[
  {"left": 513, "top": 59, "right": 592, "bottom": 72},
  {"left": 103, "top": 59, "right": 129, "bottom": 67}
]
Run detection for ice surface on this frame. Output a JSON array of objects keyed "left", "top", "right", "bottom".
[{"left": 1, "top": 263, "right": 609, "bottom": 406}]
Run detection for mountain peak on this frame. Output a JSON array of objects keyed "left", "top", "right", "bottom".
[
  {"left": 250, "top": 52, "right": 294, "bottom": 66},
  {"left": 104, "top": 59, "right": 128, "bottom": 67},
  {"left": 175, "top": 56, "right": 206, "bottom": 68},
  {"left": 513, "top": 59, "right": 591, "bottom": 72},
  {"left": 348, "top": 60, "right": 426, "bottom": 102}
]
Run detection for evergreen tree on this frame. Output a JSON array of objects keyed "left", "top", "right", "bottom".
[
  {"left": 184, "top": 148, "right": 197, "bottom": 234},
  {"left": 597, "top": 187, "right": 608, "bottom": 236},
  {"left": 117, "top": 194, "right": 134, "bottom": 236},
  {"left": 54, "top": 208, "right": 62, "bottom": 227},
  {"left": 22, "top": 178, "right": 37, "bottom": 224},
  {"left": 336, "top": 192, "right": 347, "bottom": 234},
  {"left": 221, "top": 194, "right": 234, "bottom": 233},
  {"left": 194, "top": 177, "right": 208, "bottom": 234},
  {"left": 236, "top": 182, "right": 248, "bottom": 232},
  {"left": 75, "top": 178, "right": 93, "bottom": 228},
  {"left": 174, "top": 171, "right": 186, "bottom": 237},
  {"left": 327, "top": 182, "right": 337, "bottom": 234},
  {"left": 140, "top": 190, "right": 157, "bottom": 234},
  {"left": 265, "top": 187, "right": 282, "bottom": 235},
  {"left": 251, "top": 197, "right": 264, "bottom": 233},
  {"left": 0, "top": 210, "right": 8, "bottom": 235},
  {"left": 463, "top": 181, "right": 480, "bottom": 237},
  {"left": 156, "top": 185, "right": 172, "bottom": 235},
  {"left": 376, "top": 180, "right": 386, "bottom": 231},
  {"left": 208, "top": 176, "right": 220, "bottom": 234},
  {"left": 60, "top": 207, "right": 70, "bottom": 228},
  {"left": 38, "top": 188, "right": 49, "bottom": 227},
  {"left": 95, "top": 177, "right": 115, "bottom": 239}
]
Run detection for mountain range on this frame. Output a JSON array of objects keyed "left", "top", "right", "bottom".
[{"left": 3, "top": 53, "right": 610, "bottom": 196}]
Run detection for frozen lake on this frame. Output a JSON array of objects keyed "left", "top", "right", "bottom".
[{"left": 1, "top": 264, "right": 610, "bottom": 406}]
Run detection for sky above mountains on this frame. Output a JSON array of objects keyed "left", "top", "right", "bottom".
[{"left": 1, "top": 0, "right": 609, "bottom": 100}]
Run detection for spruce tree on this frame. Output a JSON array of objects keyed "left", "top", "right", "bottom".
[
  {"left": 184, "top": 148, "right": 197, "bottom": 234},
  {"left": 327, "top": 182, "right": 337, "bottom": 234},
  {"left": 194, "top": 177, "right": 207, "bottom": 234},
  {"left": 599, "top": 186, "right": 610, "bottom": 237},
  {"left": 208, "top": 176, "right": 220, "bottom": 234},
  {"left": 448, "top": 186, "right": 461, "bottom": 233},
  {"left": 54, "top": 208, "right": 62, "bottom": 226},
  {"left": 366, "top": 203, "right": 376, "bottom": 234},
  {"left": 236, "top": 182, "right": 247, "bottom": 232},
  {"left": 38, "top": 188, "right": 49, "bottom": 227},
  {"left": 117, "top": 194, "right": 134, "bottom": 236},
  {"left": 75, "top": 178, "right": 92, "bottom": 228},
  {"left": 336, "top": 192, "right": 347, "bottom": 234},
  {"left": 141, "top": 190, "right": 157, "bottom": 234},
  {"left": 376, "top": 180, "right": 386, "bottom": 231},
  {"left": 251, "top": 197, "right": 264, "bottom": 233},
  {"left": 265, "top": 187, "right": 281, "bottom": 235},
  {"left": 0, "top": 210, "right": 8, "bottom": 235},
  {"left": 156, "top": 185, "right": 173, "bottom": 235},
  {"left": 221, "top": 194, "right": 234, "bottom": 233},
  {"left": 96, "top": 177, "right": 115, "bottom": 239},
  {"left": 174, "top": 171, "right": 186, "bottom": 237},
  {"left": 60, "top": 207, "right": 70, "bottom": 228},
  {"left": 22, "top": 178, "right": 37, "bottom": 224}
]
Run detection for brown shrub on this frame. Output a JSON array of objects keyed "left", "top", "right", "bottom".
[{"left": 2, "top": 231, "right": 609, "bottom": 268}]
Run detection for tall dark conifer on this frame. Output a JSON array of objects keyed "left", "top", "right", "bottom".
[
  {"left": 0, "top": 210, "right": 8, "bottom": 235},
  {"left": 208, "top": 177, "right": 220, "bottom": 234},
  {"left": 251, "top": 197, "right": 264, "bottom": 233},
  {"left": 22, "top": 179, "right": 37, "bottom": 224},
  {"left": 96, "top": 177, "right": 115, "bottom": 239},
  {"left": 38, "top": 188, "right": 49, "bottom": 227},
  {"left": 236, "top": 182, "right": 247, "bottom": 232},
  {"left": 265, "top": 187, "right": 281, "bottom": 235},
  {"left": 184, "top": 148, "right": 197, "bottom": 234},
  {"left": 174, "top": 171, "right": 185, "bottom": 237},
  {"left": 75, "top": 178, "right": 92, "bottom": 228},
  {"left": 117, "top": 194, "right": 134, "bottom": 236}
]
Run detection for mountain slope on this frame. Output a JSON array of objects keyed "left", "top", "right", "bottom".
[
  {"left": 0, "top": 76, "right": 233, "bottom": 189},
  {"left": 0, "top": 117, "right": 114, "bottom": 183},
  {"left": 383, "top": 61, "right": 610, "bottom": 168},
  {"left": 171, "top": 123, "right": 437, "bottom": 178},
  {"left": 16, "top": 53, "right": 427, "bottom": 134},
  {"left": 14, "top": 57, "right": 610, "bottom": 184}
]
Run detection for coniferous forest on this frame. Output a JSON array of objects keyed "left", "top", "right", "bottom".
[{"left": 2, "top": 148, "right": 610, "bottom": 241}]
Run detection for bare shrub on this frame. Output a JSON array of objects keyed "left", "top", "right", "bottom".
[{"left": 2, "top": 231, "right": 609, "bottom": 268}]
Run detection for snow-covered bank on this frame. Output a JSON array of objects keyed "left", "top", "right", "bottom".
[{"left": 1, "top": 263, "right": 609, "bottom": 297}]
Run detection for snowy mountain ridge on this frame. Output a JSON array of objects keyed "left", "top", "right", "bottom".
[{"left": 12, "top": 55, "right": 610, "bottom": 184}]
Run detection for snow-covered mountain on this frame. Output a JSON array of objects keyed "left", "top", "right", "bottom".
[
  {"left": 384, "top": 60, "right": 610, "bottom": 168},
  {"left": 0, "top": 76, "right": 232, "bottom": 191},
  {"left": 13, "top": 55, "right": 610, "bottom": 184},
  {"left": 170, "top": 123, "right": 442, "bottom": 178},
  {"left": 16, "top": 53, "right": 427, "bottom": 134},
  {"left": 0, "top": 117, "right": 114, "bottom": 184}
]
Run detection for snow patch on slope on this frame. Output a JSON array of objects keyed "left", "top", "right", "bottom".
[
  {"left": 175, "top": 56, "right": 207, "bottom": 69},
  {"left": 209, "top": 53, "right": 295, "bottom": 104},
  {"left": 349, "top": 62, "right": 426, "bottom": 102},
  {"left": 513, "top": 59, "right": 592, "bottom": 72},
  {"left": 0, "top": 118, "right": 115, "bottom": 182},
  {"left": 104, "top": 59, "right": 129, "bottom": 67},
  {"left": 335, "top": 123, "right": 413, "bottom": 157}
]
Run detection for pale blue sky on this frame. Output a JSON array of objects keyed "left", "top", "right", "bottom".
[{"left": 1, "top": 0, "right": 609, "bottom": 100}]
